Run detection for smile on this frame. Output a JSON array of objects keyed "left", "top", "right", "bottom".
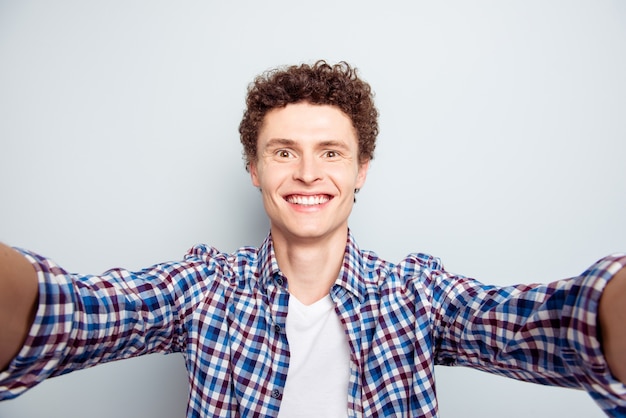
[{"left": 285, "top": 194, "right": 331, "bottom": 206}]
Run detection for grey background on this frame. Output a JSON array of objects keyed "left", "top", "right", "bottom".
[{"left": 1, "top": 1, "right": 625, "bottom": 416}]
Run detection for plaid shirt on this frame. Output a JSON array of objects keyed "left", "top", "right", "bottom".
[{"left": 1, "top": 232, "right": 626, "bottom": 417}]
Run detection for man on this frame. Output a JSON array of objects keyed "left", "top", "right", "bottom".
[{"left": 1, "top": 61, "right": 625, "bottom": 417}]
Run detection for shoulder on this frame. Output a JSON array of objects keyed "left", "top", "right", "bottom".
[
  {"left": 357, "top": 249, "right": 449, "bottom": 299},
  {"left": 360, "top": 250, "right": 445, "bottom": 283},
  {"left": 183, "top": 244, "right": 262, "bottom": 290}
]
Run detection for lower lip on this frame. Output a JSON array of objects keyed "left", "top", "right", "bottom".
[{"left": 286, "top": 199, "right": 332, "bottom": 212}]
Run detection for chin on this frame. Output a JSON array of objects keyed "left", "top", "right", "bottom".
[{"left": 287, "top": 224, "right": 348, "bottom": 241}]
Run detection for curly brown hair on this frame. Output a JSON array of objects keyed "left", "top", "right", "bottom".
[{"left": 239, "top": 60, "right": 378, "bottom": 170}]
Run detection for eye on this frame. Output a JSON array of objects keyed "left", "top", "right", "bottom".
[
  {"left": 276, "top": 149, "right": 292, "bottom": 158},
  {"left": 324, "top": 150, "right": 339, "bottom": 158}
]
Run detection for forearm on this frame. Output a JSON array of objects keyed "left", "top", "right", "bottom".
[
  {"left": 599, "top": 266, "right": 626, "bottom": 384},
  {"left": 0, "top": 243, "right": 38, "bottom": 371}
]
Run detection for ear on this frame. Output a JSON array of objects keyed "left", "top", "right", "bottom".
[
  {"left": 355, "top": 160, "right": 370, "bottom": 189},
  {"left": 249, "top": 161, "right": 261, "bottom": 188}
]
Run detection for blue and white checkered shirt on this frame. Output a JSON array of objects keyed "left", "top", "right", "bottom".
[{"left": 1, "top": 231, "right": 626, "bottom": 417}]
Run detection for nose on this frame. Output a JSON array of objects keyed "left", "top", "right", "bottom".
[{"left": 294, "top": 154, "right": 322, "bottom": 184}]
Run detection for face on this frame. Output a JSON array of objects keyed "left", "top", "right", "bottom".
[{"left": 249, "top": 102, "right": 369, "bottom": 244}]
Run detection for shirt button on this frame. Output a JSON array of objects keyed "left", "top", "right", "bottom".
[
  {"left": 271, "top": 389, "right": 281, "bottom": 399},
  {"left": 274, "top": 324, "right": 282, "bottom": 333},
  {"left": 276, "top": 277, "right": 284, "bottom": 286}
]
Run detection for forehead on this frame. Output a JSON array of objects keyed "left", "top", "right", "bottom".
[{"left": 258, "top": 103, "right": 357, "bottom": 147}]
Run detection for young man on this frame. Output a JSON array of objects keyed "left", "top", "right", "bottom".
[{"left": 1, "top": 61, "right": 626, "bottom": 417}]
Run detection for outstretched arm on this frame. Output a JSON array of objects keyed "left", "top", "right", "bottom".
[
  {"left": 0, "top": 243, "right": 38, "bottom": 371},
  {"left": 599, "top": 266, "right": 626, "bottom": 384}
]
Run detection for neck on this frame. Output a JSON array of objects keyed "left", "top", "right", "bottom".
[{"left": 271, "top": 228, "right": 348, "bottom": 305}]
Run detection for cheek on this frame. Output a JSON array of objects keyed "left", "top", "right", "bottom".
[
  {"left": 254, "top": 164, "right": 288, "bottom": 190},
  {"left": 343, "top": 164, "right": 364, "bottom": 183}
]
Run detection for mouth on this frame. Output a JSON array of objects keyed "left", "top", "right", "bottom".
[{"left": 285, "top": 194, "right": 332, "bottom": 206}]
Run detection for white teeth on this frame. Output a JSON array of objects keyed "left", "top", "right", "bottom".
[{"left": 287, "top": 195, "right": 330, "bottom": 205}]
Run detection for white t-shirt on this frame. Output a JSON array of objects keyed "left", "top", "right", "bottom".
[{"left": 277, "top": 295, "right": 351, "bottom": 417}]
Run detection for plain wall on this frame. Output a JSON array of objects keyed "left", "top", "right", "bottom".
[{"left": 1, "top": 1, "right": 625, "bottom": 416}]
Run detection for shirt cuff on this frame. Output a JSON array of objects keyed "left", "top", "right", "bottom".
[
  {"left": 0, "top": 249, "right": 75, "bottom": 400},
  {"left": 567, "top": 253, "right": 626, "bottom": 415}
]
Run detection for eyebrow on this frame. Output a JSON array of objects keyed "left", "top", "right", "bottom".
[
  {"left": 318, "top": 140, "right": 350, "bottom": 150},
  {"left": 265, "top": 138, "right": 296, "bottom": 148},
  {"left": 264, "top": 138, "right": 350, "bottom": 150}
]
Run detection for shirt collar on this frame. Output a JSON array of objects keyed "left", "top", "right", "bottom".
[
  {"left": 256, "top": 229, "right": 366, "bottom": 301},
  {"left": 257, "top": 233, "right": 282, "bottom": 289},
  {"left": 334, "top": 229, "right": 367, "bottom": 301}
]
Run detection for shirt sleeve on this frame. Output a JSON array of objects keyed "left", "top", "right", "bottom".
[
  {"left": 430, "top": 253, "right": 626, "bottom": 417},
  {"left": 0, "top": 246, "right": 220, "bottom": 401}
]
